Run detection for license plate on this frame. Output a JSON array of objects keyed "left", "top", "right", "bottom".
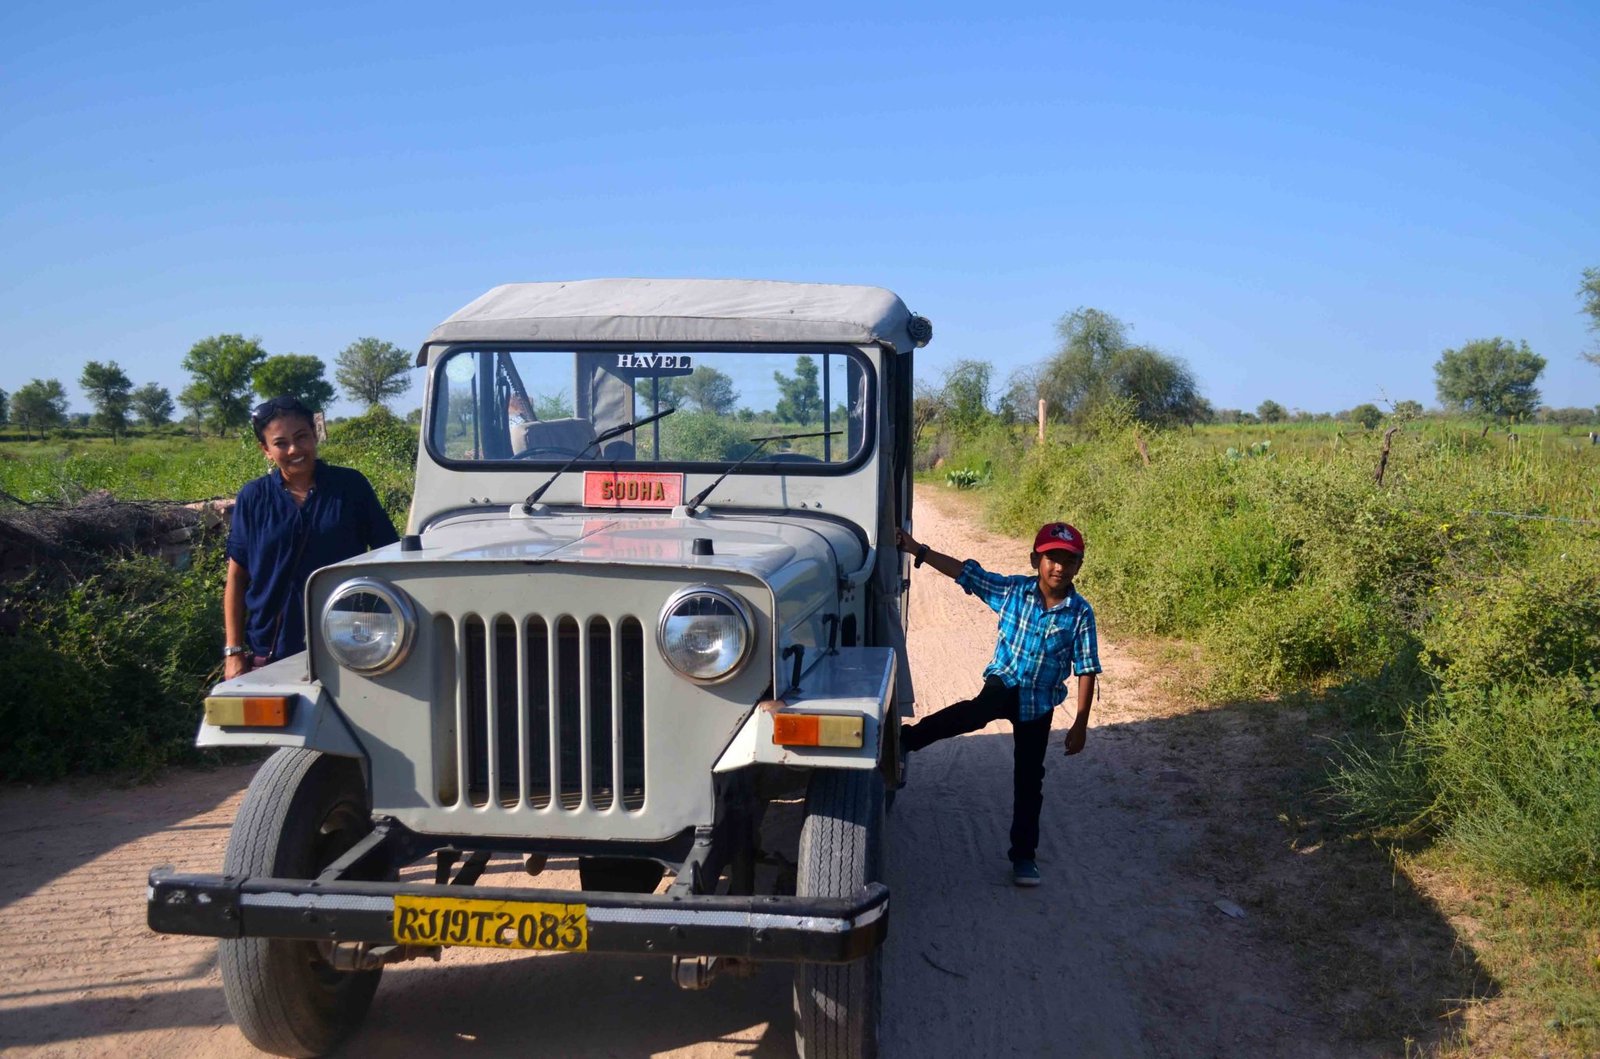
[{"left": 393, "top": 894, "right": 588, "bottom": 951}]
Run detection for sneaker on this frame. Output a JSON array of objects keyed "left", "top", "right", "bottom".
[{"left": 1012, "top": 859, "right": 1041, "bottom": 887}]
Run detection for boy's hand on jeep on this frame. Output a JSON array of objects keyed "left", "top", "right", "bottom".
[{"left": 895, "top": 528, "right": 918, "bottom": 554}]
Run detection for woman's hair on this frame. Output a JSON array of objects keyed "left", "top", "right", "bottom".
[{"left": 250, "top": 395, "right": 318, "bottom": 442}]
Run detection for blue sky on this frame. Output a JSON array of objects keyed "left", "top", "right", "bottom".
[{"left": 3, "top": 0, "right": 1597, "bottom": 419}]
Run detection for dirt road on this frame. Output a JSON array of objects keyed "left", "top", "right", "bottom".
[{"left": 0, "top": 491, "right": 1472, "bottom": 1057}]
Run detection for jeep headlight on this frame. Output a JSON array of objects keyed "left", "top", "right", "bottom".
[
  {"left": 321, "top": 578, "right": 416, "bottom": 674},
  {"left": 657, "top": 587, "right": 753, "bottom": 683}
]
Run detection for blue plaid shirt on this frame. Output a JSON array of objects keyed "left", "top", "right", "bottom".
[{"left": 956, "top": 559, "right": 1102, "bottom": 722}]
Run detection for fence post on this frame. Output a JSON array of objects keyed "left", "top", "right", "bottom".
[
  {"left": 1037, "top": 399, "right": 1047, "bottom": 444},
  {"left": 1374, "top": 426, "right": 1400, "bottom": 485}
]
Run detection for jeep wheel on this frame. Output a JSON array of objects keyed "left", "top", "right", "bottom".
[
  {"left": 219, "top": 749, "right": 381, "bottom": 1058},
  {"left": 793, "top": 768, "right": 884, "bottom": 1059}
]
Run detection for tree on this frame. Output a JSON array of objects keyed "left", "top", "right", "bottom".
[
  {"left": 773, "top": 355, "right": 821, "bottom": 424},
  {"left": 531, "top": 391, "right": 575, "bottom": 419},
  {"left": 12, "top": 378, "right": 69, "bottom": 439},
  {"left": 253, "top": 353, "right": 336, "bottom": 409},
  {"left": 182, "top": 333, "right": 268, "bottom": 435},
  {"left": 1256, "top": 399, "right": 1287, "bottom": 424},
  {"left": 1030, "top": 308, "right": 1208, "bottom": 426},
  {"left": 1347, "top": 403, "right": 1383, "bottom": 430},
  {"left": 0, "top": 388, "right": 8, "bottom": 427},
  {"left": 335, "top": 337, "right": 411, "bottom": 410},
  {"left": 1392, "top": 399, "right": 1424, "bottom": 420},
  {"left": 1000, "top": 364, "right": 1044, "bottom": 424},
  {"left": 1536, "top": 406, "right": 1596, "bottom": 426},
  {"left": 1579, "top": 267, "right": 1600, "bottom": 369},
  {"left": 1104, "top": 346, "right": 1207, "bottom": 426},
  {"left": 131, "top": 383, "right": 175, "bottom": 427},
  {"left": 1434, "top": 337, "right": 1545, "bottom": 422},
  {"left": 662, "top": 366, "right": 737, "bottom": 415},
  {"left": 178, "top": 383, "right": 210, "bottom": 434},
  {"left": 79, "top": 360, "right": 134, "bottom": 439},
  {"left": 911, "top": 380, "right": 945, "bottom": 445},
  {"left": 1037, "top": 308, "right": 1130, "bottom": 419},
  {"left": 940, "top": 359, "right": 993, "bottom": 433}
]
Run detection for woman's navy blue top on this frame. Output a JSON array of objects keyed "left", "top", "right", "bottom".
[{"left": 225, "top": 461, "right": 399, "bottom": 660}]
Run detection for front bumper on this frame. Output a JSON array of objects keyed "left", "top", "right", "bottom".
[{"left": 147, "top": 868, "right": 888, "bottom": 964}]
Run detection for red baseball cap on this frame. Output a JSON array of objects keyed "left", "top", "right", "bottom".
[{"left": 1032, "top": 522, "right": 1085, "bottom": 556}]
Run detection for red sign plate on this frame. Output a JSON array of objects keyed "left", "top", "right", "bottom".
[{"left": 583, "top": 471, "right": 684, "bottom": 509}]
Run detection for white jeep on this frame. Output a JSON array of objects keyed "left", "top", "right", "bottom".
[{"left": 148, "top": 279, "right": 930, "bottom": 1058}]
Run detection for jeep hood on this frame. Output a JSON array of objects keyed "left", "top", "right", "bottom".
[{"left": 327, "top": 511, "right": 866, "bottom": 646}]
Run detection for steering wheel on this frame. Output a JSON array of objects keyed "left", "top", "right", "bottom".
[{"left": 513, "top": 446, "right": 586, "bottom": 460}]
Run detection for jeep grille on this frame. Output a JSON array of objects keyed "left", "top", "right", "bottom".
[{"left": 435, "top": 613, "right": 646, "bottom": 812}]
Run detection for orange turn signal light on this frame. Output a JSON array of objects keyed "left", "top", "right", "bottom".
[
  {"left": 771, "top": 712, "right": 864, "bottom": 749},
  {"left": 204, "top": 696, "right": 292, "bottom": 728}
]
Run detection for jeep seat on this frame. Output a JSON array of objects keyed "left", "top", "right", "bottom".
[{"left": 515, "top": 417, "right": 597, "bottom": 455}]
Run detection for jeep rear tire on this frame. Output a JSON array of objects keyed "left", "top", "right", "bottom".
[
  {"left": 219, "top": 749, "right": 380, "bottom": 1058},
  {"left": 793, "top": 768, "right": 884, "bottom": 1059}
]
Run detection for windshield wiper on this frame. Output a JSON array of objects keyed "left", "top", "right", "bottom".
[
  {"left": 521, "top": 407, "right": 676, "bottom": 512},
  {"left": 684, "top": 429, "right": 841, "bottom": 512}
]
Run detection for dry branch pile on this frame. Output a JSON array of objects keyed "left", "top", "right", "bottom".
[{"left": 0, "top": 491, "right": 233, "bottom": 584}]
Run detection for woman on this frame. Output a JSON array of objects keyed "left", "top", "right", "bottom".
[{"left": 223, "top": 396, "right": 400, "bottom": 678}]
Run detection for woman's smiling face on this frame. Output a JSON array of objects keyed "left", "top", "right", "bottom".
[{"left": 258, "top": 413, "right": 319, "bottom": 476}]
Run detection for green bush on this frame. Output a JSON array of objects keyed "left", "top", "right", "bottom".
[
  {"left": 0, "top": 411, "right": 423, "bottom": 781},
  {"left": 1204, "top": 584, "right": 1407, "bottom": 696},
  {"left": 1324, "top": 729, "right": 1437, "bottom": 835},
  {"left": 1420, "top": 545, "right": 1600, "bottom": 695},
  {"left": 943, "top": 420, "right": 1024, "bottom": 485},
  {"left": 946, "top": 412, "right": 1600, "bottom": 888},
  {"left": 1417, "top": 680, "right": 1600, "bottom": 887},
  {"left": 322, "top": 406, "right": 418, "bottom": 524},
  {"left": 658, "top": 413, "right": 754, "bottom": 462},
  {"left": 323, "top": 406, "right": 419, "bottom": 467},
  {"left": 0, "top": 545, "right": 227, "bottom": 781}
]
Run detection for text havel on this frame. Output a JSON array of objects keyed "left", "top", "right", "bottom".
[{"left": 615, "top": 353, "right": 692, "bottom": 370}]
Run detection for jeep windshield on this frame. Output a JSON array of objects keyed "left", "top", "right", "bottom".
[{"left": 428, "top": 347, "right": 872, "bottom": 470}]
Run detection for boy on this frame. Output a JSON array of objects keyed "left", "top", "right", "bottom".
[{"left": 894, "top": 522, "right": 1101, "bottom": 887}]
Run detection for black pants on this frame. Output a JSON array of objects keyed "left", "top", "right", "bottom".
[{"left": 901, "top": 677, "right": 1052, "bottom": 863}]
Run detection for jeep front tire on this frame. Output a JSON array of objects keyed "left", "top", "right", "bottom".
[
  {"left": 218, "top": 749, "right": 381, "bottom": 1057},
  {"left": 792, "top": 768, "right": 884, "bottom": 1059}
]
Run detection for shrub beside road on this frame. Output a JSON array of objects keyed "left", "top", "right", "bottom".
[
  {"left": 0, "top": 410, "right": 416, "bottom": 781},
  {"left": 939, "top": 410, "right": 1599, "bottom": 1051}
]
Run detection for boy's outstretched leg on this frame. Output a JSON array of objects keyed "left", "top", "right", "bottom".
[{"left": 901, "top": 678, "right": 1017, "bottom": 752}]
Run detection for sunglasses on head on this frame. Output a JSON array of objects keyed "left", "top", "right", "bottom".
[{"left": 251, "top": 396, "right": 313, "bottom": 426}]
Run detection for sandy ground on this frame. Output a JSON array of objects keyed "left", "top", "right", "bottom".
[{"left": 0, "top": 491, "right": 1475, "bottom": 1057}]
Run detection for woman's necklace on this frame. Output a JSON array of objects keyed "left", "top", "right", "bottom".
[{"left": 282, "top": 474, "right": 314, "bottom": 505}]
